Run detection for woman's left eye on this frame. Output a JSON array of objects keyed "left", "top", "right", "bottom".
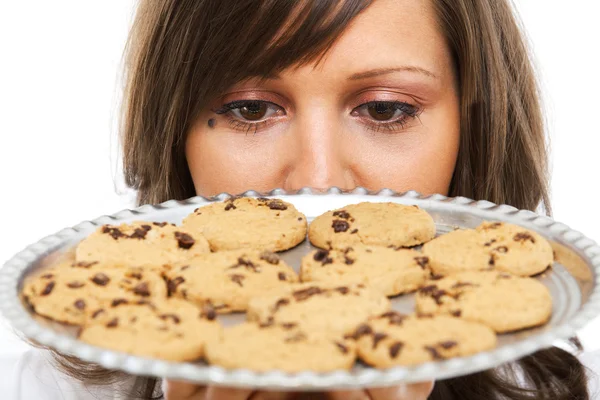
[
  {"left": 352, "top": 101, "right": 420, "bottom": 123},
  {"left": 215, "top": 100, "right": 283, "bottom": 122}
]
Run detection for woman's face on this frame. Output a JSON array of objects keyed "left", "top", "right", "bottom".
[{"left": 186, "top": 0, "right": 459, "bottom": 196}]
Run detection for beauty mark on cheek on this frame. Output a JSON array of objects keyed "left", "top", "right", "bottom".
[{"left": 207, "top": 118, "right": 216, "bottom": 128}]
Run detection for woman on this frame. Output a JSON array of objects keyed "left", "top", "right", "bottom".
[{"left": 9, "top": 0, "right": 597, "bottom": 399}]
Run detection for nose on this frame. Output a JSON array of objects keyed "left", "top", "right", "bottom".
[{"left": 283, "top": 107, "right": 355, "bottom": 192}]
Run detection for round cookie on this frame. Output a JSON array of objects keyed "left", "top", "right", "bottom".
[
  {"left": 205, "top": 322, "right": 356, "bottom": 372},
  {"left": 352, "top": 312, "right": 497, "bottom": 367},
  {"left": 308, "top": 202, "right": 435, "bottom": 250},
  {"left": 79, "top": 298, "right": 221, "bottom": 361},
  {"left": 76, "top": 221, "right": 210, "bottom": 270},
  {"left": 415, "top": 271, "right": 552, "bottom": 333},
  {"left": 301, "top": 245, "right": 429, "bottom": 296},
  {"left": 422, "top": 222, "right": 554, "bottom": 277},
  {"left": 182, "top": 197, "right": 307, "bottom": 252},
  {"left": 247, "top": 282, "right": 391, "bottom": 339},
  {"left": 21, "top": 262, "right": 168, "bottom": 325},
  {"left": 165, "top": 250, "right": 299, "bottom": 313}
]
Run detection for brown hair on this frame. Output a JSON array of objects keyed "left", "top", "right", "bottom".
[{"left": 51, "top": 0, "right": 588, "bottom": 398}]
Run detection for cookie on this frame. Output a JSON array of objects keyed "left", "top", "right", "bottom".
[
  {"left": 415, "top": 271, "right": 552, "bottom": 333},
  {"left": 422, "top": 222, "right": 553, "bottom": 277},
  {"left": 165, "top": 250, "right": 299, "bottom": 313},
  {"left": 308, "top": 202, "right": 435, "bottom": 250},
  {"left": 21, "top": 262, "right": 168, "bottom": 325},
  {"left": 247, "top": 282, "right": 391, "bottom": 338},
  {"left": 182, "top": 197, "right": 307, "bottom": 252},
  {"left": 204, "top": 322, "right": 355, "bottom": 372},
  {"left": 76, "top": 221, "right": 210, "bottom": 270},
  {"left": 301, "top": 245, "right": 429, "bottom": 296},
  {"left": 79, "top": 298, "right": 221, "bottom": 361},
  {"left": 352, "top": 312, "right": 496, "bottom": 367}
]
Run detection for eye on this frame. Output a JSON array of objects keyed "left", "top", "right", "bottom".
[
  {"left": 353, "top": 101, "right": 419, "bottom": 122},
  {"left": 216, "top": 100, "right": 283, "bottom": 122}
]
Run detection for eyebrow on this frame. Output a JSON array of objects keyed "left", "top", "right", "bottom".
[{"left": 347, "top": 66, "right": 439, "bottom": 81}]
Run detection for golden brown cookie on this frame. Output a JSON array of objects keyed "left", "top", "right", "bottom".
[
  {"left": 352, "top": 312, "right": 497, "bottom": 367},
  {"left": 75, "top": 221, "right": 210, "bottom": 270},
  {"left": 308, "top": 202, "right": 435, "bottom": 250},
  {"left": 182, "top": 197, "right": 307, "bottom": 252},
  {"left": 204, "top": 322, "right": 356, "bottom": 372},
  {"left": 422, "top": 222, "right": 554, "bottom": 277},
  {"left": 165, "top": 249, "right": 299, "bottom": 313},
  {"left": 21, "top": 262, "right": 168, "bottom": 325},
  {"left": 414, "top": 271, "right": 552, "bottom": 333},
  {"left": 300, "top": 245, "right": 429, "bottom": 296},
  {"left": 79, "top": 298, "right": 221, "bottom": 361},
  {"left": 247, "top": 282, "right": 391, "bottom": 339}
]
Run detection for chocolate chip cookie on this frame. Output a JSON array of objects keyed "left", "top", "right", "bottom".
[{"left": 308, "top": 202, "right": 435, "bottom": 250}]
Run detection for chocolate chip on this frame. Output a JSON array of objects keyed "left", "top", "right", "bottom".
[
  {"left": 335, "top": 341, "right": 349, "bottom": 354},
  {"left": 380, "top": 311, "right": 407, "bottom": 326},
  {"left": 128, "top": 272, "right": 143, "bottom": 280},
  {"left": 439, "top": 340, "right": 457, "bottom": 349},
  {"left": 277, "top": 272, "right": 287, "bottom": 281},
  {"left": 180, "top": 266, "right": 190, "bottom": 271},
  {"left": 451, "top": 310, "right": 462, "bottom": 317},
  {"left": 153, "top": 222, "right": 168, "bottom": 227},
  {"left": 233, "top": 257, "right": 259, "bottom": 272},
  {"left": 201, "top": 304, "right": 217, "bottom": 320},
  {"left": 494, "top": 246, "right": 508, "bottom": 253},
  {"left": 430, "top": 273, "right": 444, "bottom": 280},
  {"left": 419, "top": 285, "right": 438, "bottom": 295},
  {"left": 91, "top": 309, "right": 105, "bottom": 319},
  {"left": 273, "top": 298, "right": 290, "bottom": 312},
  {"left": 159, "top": 314, "right": 181, "bottom": 324},
  {"left": 292, "top": 286, "right": 322, "bottom": 301},
  {"left": 389, "top": 341, "right": 404, "bottom": 358},
  {"left": 133, "top": 282, "right": 150, "bottom": 296},
  {"left": 102, "top": 225, "right": 125, "bottom": 240},
  {"left": 431, "top": 289, "right": 448, "bottom": 305},
  {"left": 350, "top": 229, "right": 358, "bottom": 234},
  {"left": 285, "top": 332, "right": 307, "bottom": 343},
  {"left": 333, "top": 210, "right": 351, "bottom": 219},
  {"left": 425, "top": 346, "right": 443, "bottom": 360},
  {"left": 267, "top": 200, "right": 288, "bottom": 210},
  {"left": 73, "top": 299, "right": 86, "bottom": 310},
  {"left": 259, "top": 251, "right": 280, "bottom": 265},
  {"left": 484, "top": 239, "right": 497, "bottom": 247},
  {"left": 41, "top": 273, "right": 54, "bottom": 279},
  {"left": 129, "top": 227, "right": 149, "bottom": 239},
  {"left": 111, "top": 298, "right": 129, "bottom": 307},
  {"left": 350, "top": 323, "right": 373, "bottom": 340},
  {"left": 259, "top": 317, "right": 275, "bottom": 328},
  {"left": 281, "top": 322, "right": 297, "bottom": 329},
  {"left": 335, "top": 286, "right": 349, "bottom": 295},
  {"left": 297, "top": 217, "right": 303, "bottom": 221},
  {"left": 91, "top": 273, "right": 110, "bottom": 286},
  {"left": 414, "top": 256, "right": 429, "bottom": 269},
  {"left": 514, "top": 232, "right": 535, "bottom": 243},
  {"left": 41, "top": 281, "right": 55, "bottom": 296},
  {"left": 488, "top": 254, "right": 496, "bottom": 267},
  {"left": 229, "top": 274, "right": 245, "bottom": 287},
  {"left": 174, "top": 231, "right": 195, "bottom": 249},
  {"left": 451, "top": 281, "right": 475, "bottom": 289},
  {"left": 67, "top": 281, "right": 85, "bottom": 289},
  {"left": 344, "top": 256, "right": 355, "bottom": 265},
  {"left": 313, "top": 250, "right": 333, "bottom": 265},
  {"left": 106, "top": 318, "right": 119, "bottom": 328},
  {"left": 372, "top": 332, "right": 388, "bottom": 349},
  {"left": 485, "top": 222, "right": 502, "bottom": 230},
  {"left": 168, "top": 276, "right": 185, "bottom": 296},
  {"left": 224, "top": 202, "right": 236, "bottom": 211},
  {"left": 73, "top": 261, "right": 98, "bottom": 269},
  {"left": 332, "top": 219, "right": 350, "bottom": 233}
]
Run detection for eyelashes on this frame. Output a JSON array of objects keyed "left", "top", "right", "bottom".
[{"left": 212, "top": 99, "right": 422, "bottom": 135}]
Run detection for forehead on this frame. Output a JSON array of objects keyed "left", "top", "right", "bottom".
[{"left": 281, "top": 0, "right": 451, "bottom": 81}]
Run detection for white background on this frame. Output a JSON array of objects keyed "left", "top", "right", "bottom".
[{"left": 0, "top": 0, "right": 599, "bottom": 361}]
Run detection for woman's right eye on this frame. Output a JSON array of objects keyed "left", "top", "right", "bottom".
[{"left": 215, "top": 100, "right": 284, "bottom": 122}]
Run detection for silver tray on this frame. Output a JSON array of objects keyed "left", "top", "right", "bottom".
[{"left": 1, "top": 188, "right": 600, "bottom": 390}]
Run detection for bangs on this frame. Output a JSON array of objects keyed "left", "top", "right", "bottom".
[{"left": 190, "top": 0, "right": 372, "bottom": 95}]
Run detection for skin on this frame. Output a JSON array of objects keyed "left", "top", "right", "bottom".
[{"left": 177, "top": 0, "right": 458, "bottom": 398}]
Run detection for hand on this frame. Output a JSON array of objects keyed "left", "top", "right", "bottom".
[{"left": 164, "top": 381, "right": 435, "bottom": 400}]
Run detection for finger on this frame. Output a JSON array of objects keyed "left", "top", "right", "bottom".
[
  {"left": 326, "top": 390, "right": 371, "bottom": 400},
  {"left": 367, "top": 381, "right": 435, "bottom": 400},
  {"left": 206, "top": 386, "right": 255, "bottom": 400},
  {"left": 163, "top": 380, "right": 206, "bottom": 399},
  {"left": 249, "top": 391, "right": 296, "bottom": 400}
]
